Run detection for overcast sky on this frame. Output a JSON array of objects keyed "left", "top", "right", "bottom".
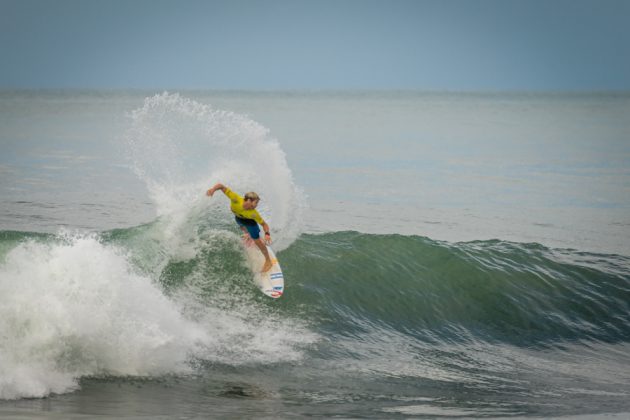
[{"left": 1, "top": 0, "right": 629, "bottom": 90}]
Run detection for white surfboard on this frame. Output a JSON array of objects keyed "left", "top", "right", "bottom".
[{"left": 242, "top": 239, "right": 284, "bottom": 298}]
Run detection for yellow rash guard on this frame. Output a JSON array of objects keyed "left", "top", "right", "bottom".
[{"left": 223, "top": 188, "right": 266, "bottom": 225}]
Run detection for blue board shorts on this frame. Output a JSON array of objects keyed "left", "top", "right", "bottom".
[{"left": 235, "top": 216, "right": 260, "bottom": 240}]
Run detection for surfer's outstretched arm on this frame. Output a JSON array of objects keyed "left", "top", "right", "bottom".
[{"left": 206, "top": 183, "right": 226, "bottom": 197}]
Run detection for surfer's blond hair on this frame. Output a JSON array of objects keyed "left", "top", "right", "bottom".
[{"left": 244, "top": 192, "right": 260, "bottom": 202}]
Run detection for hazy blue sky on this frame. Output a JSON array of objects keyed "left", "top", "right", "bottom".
[{"left": 1, "top": 0, "right": 629, "bottom": 90}]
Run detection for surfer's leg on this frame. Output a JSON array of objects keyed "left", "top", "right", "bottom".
[
  {"left": 239, "top": 226, "right": 253, "bottom": 244},
  {"left": 235, "top": 217, "right": 270, "bottom": 271},
  {"left": 235, "top": 216, "right": 254, "bottom": 244},
  {"left": 253, "top": 238, "right": 273, "bottom": 272}
]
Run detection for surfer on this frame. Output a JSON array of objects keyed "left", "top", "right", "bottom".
[{"left": 206, "top": 183, "right": 273, "bottom": 272}]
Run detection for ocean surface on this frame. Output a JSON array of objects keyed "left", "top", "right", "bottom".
[{"left": 0, "top": 90, "right": 629, "bottom": 418}]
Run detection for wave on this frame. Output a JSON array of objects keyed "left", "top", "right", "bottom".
[{"left": 1, "top": 227, "right": 629, "bottom": 399}]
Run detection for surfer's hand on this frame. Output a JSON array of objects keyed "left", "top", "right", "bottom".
[
  {"left": 206, "top": 189, "right": 214, "bottom": 197},
  {"left": 264, "top": 233, "right": 272, "bottom": 245}
]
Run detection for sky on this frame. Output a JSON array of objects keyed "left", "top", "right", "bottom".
[{"left": 1, "top": 0, "right": 629, "bottom": 91}]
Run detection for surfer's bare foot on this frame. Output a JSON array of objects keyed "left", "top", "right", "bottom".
[{"left": 261, "top": 260, "right": 272, "bottom": 272}]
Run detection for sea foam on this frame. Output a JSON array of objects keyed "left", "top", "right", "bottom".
[{"left": 0, "top": 233, "right": 204, "bottom": 399}]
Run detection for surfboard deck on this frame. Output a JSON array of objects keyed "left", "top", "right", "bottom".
[{"left": 242, "top": 238, "right": 284, "bottom": 298}]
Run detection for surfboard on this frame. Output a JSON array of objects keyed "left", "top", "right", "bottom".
[{"left": 242, "top": 239, "right": 284, "bottom": 298}]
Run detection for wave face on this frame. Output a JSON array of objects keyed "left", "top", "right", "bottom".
[{"left": 281, "top": 231, "right": 630, "bottom": 346}]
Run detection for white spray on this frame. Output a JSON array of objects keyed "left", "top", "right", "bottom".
[{"left": 125, "top": 92, "right": 306, "bottom": 251}]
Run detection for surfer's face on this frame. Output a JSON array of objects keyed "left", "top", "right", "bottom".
[{"left": 244, "top": 199, "right": 259, "bottom": 209}]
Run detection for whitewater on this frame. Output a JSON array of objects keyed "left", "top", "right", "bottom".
[{"left": 1, "top": 90, "right": 629, "bottom": 418}]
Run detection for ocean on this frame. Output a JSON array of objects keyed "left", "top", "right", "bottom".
[{"left": 0, "top": 90, "right": 629, "bottom": 418}]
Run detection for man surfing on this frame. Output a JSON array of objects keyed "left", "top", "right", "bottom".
[{"left": 206, "top": 183, "right": 273, "bottom": 272}]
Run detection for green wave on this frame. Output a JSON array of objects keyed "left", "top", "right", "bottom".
[{"left": 280, "top": 232, "right": 630, "bottom": 345}]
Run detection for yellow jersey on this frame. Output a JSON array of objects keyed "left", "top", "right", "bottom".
[{"left": 223, "top": 188, "right": 266, "bottom": 225}]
